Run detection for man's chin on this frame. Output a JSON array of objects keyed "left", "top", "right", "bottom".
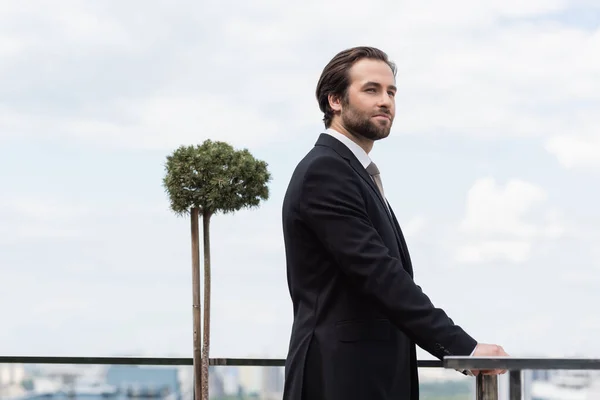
[
  {"left": 371, "top": 133, "right": 389, "bottom": 141},
  {"left": 368, "top": 128, "right": 391, "bottom": 141},
  {"left": 369, "top": 121, "right": 392, "bottom": 140},
  {"left": 346, "top": 122, "right": 391, "bottom": 141}
]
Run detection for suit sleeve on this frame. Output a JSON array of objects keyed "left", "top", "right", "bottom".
[{"left": 298, "top": 155, "right": 477, "bottom": 359}]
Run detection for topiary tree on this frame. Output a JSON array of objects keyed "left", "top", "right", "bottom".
[{"left": 162, "top": 139, "right": 271, "bottom": 400}]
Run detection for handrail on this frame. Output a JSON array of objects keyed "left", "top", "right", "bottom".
[
  {"left": 10, "top": 355, "right": 599, "bottom": 399},
  {"left": 0, "top": 355, "right": 441, "bottom": 368},
  {"left": 444, "top": 356, "right": 600, "bottom": 400},
  {"left": 444, "top": 356, "right": 600, "bottom": 370}
]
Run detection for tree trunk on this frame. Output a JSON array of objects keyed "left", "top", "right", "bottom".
[
  {"left": 190, "top": 208, "right": 202, "bottom": 400},
  {"left": 201, "top": 210, "right": 212, "bottom": 400}
]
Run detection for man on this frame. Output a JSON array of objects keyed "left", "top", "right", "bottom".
[{"left": 281, "top": 46, "right": 508, "bottom": 400}]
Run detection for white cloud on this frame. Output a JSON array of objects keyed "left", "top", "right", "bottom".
[
  {"left": 391, "top": 24, "right": 599, "bottom": 141},
  {"left": 0, "top": 196, "right": 89, "bottom": 221},
  {"left": 1, "top": 0, "right": 598, "bottom": 162},
  {"left": 2, "top": 0, "right": 600, "bottom": 359},
  {"left": 460, "top": 178, "right": 547, "bottom": 238},
  {"left": 455, "top": 177, "right": 564, "bottom": 263},
  {"left": 455, "top": 240, "right": 533, "bottom": 264},
  {"left": 0, "top": 1, "right": 287, "bottom": 150},
  {"left": 5, "top": 225, "right": 82, "bottom": 241},
  {"left": 0, "top": 196, "right": 89, "bottom": 243},
  {"left": 545, "top": 133, "right": 600, "bottom": 170},
  {"left": 0, "top": 35, "right": 24, "bottom": 58},
  {"left": 63, "top": 94, "right": 282, "bottom": 150},
  {"left": 403, "top": 216, "right": 428, "bottom": 239}
]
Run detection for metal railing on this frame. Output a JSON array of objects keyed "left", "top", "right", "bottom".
[
  {"left": 3, "top": 355, "right": 600, "bottom": 399},
  {"left": 0, "top": 355, "right": 440, "bottom": 367},
  {"left": 445, "top": 356, "right": 600, "bottom": 400}
]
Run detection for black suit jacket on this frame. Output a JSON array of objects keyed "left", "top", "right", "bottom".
[{"left": 281, "top": 134, "right": 477, "bottom": 400}]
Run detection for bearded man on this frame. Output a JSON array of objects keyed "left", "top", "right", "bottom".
[{"left": 281, "top": 46, "right": 508, "bottom": 400}]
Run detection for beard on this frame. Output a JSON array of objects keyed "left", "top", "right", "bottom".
[{"left": 340, "top": 99, "right": 392, "bottom": 141}]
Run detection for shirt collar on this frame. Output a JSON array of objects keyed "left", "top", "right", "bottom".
[{"left": 324, "top": 128, "right": 372, "bottom": 169}]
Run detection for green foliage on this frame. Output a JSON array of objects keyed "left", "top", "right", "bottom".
[{"left": 163, "top": 140, "right": 271, "bottom": 216}]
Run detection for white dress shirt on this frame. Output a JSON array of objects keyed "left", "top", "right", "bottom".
[{"left": 324, "top": 128, "right": 372, "bottom": 169}]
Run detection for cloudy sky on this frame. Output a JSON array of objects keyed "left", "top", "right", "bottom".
[{"left": 1, "top": 0, "right": 599, "bottom": 364}]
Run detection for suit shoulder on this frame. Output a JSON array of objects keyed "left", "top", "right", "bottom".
[
  {"left": 296, "top": 146, "right": 353, "bottom": 177},
  {"left": 290, "top": 148, "right": 362, "bottom": 200},
  {"left": 284, "top": 147, "right": 355, "bottom": 205}
]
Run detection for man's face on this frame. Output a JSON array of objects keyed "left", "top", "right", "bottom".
[{"left": 336, "top": 59, "right": 396, "bottom": 141}]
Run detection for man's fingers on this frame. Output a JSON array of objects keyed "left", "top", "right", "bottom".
[
  {"left": 469, "top": 343, "right": 510, "bottom": 376},
  {"left": 476, "top": 369, "right": 508, "bottom": 375}
]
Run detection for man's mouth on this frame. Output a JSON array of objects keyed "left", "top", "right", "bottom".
[{"left": 373, "top": 114, "right": 390, "bottom": 120}]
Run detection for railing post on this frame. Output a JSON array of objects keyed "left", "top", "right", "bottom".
[
  {"left": 509, "top": 370, "right": 522, "bottom": 400},
  {"left": 476, "top": 374, "right": 498, "bottom": 400}
]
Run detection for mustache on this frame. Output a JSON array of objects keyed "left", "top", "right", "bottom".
[{"left": 374, "top": 109, "right": 392, "bottom": 117}]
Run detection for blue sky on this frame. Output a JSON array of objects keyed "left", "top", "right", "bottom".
[{"left": 1, "top": 0, "right": 599, "bottom": 362}]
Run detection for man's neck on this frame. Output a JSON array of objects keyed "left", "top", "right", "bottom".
[{"left": 328, "top": 121, "right": 374, "bottom": 154}]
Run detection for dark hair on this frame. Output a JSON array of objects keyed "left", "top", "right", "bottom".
[{"left": 316, "top": 46, "right": 396, "bottom": 128}]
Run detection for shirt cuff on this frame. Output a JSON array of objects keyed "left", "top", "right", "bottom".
[
  {"left": 456, "top": 343, "right": 478, "bottom": 376},
  {"left": 470, "top": 343, "right": 478, "bottom": 356}
]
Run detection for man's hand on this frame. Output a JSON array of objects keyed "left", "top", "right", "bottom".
[{"left": 471, "top": 343, "right": 509, "bottom": 376}]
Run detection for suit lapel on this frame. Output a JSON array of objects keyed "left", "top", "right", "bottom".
[
  {"left": 315, "top": 134, "right": 412, "bottom": 273},
  {"left": 315, "top": 134, "right": 389, "bottom": 215},
  {"left": 387, "top": 205, "right": 414, "bottom": 277}
]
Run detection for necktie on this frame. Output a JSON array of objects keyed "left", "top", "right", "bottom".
[{"left": 366, "top": 161, "right": 385, "bottom": 200}]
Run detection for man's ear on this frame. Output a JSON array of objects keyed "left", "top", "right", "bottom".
[{"left": 328, "top": 93, "right": 343, "bottom": 113}]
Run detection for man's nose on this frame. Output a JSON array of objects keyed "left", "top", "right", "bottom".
[{"left": 378, "top": 92, "right": 393, "bottom": 108}]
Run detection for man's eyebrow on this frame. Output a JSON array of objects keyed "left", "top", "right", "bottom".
[{"left": 363, "top": 81, "right": 397, "bottom": 91}]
